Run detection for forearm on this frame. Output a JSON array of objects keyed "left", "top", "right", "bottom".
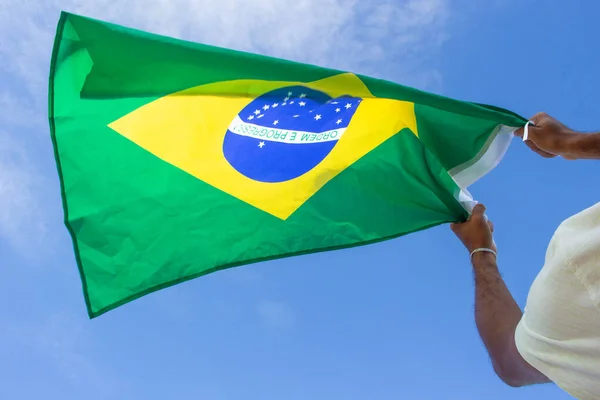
[
  {"left": 568, "top": 131, "right": 600, "bottom": 159},
  {"left": 471, "top": 253, "right": 550, "bottom": 386},
  {"left": 472, "top": 254, "right": 522, "bottom": 370}
]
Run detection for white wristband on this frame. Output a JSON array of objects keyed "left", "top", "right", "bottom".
[{"left": 470, "top": 248, "right": 497, "bottom": 259}]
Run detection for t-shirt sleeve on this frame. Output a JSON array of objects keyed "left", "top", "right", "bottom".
[{"left": 515, "top": 202, "right": 600, "bottom": 400}]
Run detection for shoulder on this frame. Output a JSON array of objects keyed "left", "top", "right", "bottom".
[{"left": 515, "top": 202, "right": 600, "bottom": 399}]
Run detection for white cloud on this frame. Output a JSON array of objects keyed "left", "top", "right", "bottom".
[
  {"left": 257, "top": 300, "right": 295, "bottom": 329},
  {"left": 1, "top": 0, "right": 449, "bottom": 92},
  {"left": 0, "top": 0, "right": 449, "bottom": 257}
]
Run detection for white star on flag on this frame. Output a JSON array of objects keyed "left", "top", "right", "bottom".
[
  {"left": 263, "top": 105, "right": 270, "bottom": 110},
  {"left": 314, "top": 114, "right": 322, "bottom": 120},
  {"left": 299, "top": 93, "right": 307, "bottom": 98},
  {"left": 272, "top": 103, "right": 279, "bottom": 107},
  {"left": 345, "top": 103, "right": 352, "bottom": 109},
  {"left": 287, "top": 91, "right": 293, "bottom": 96},
  {"left": 299, "top": 101, "right": 306, "bottom": 106},
  {"left": 257, "top": 114, "right": 264, "bottom": 118},
  {"left": 293, "top": 114, "right": 299, "bottom": 117},
  {"left": 335, "top": 108, "right": 341, "bottom": 113},
  {"left": 254, "top": 110, "right": 261, "bottom": 115},
  {"left": 273, "top": 120, "right": 279, "bottom": 125},
  {"left": 258, "top": 141, "right": 265, "bottom": 148},
  {"left": 336, "top": 119, "right": 342, "bottom": 124},
  {"left": 248, "top": 115, "right": 254, "bottom": 120},
  {"left": 290, "top": 101, "right": 294, "bottom": 104}
]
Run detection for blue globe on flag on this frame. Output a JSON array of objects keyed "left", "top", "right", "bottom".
[{"left": 223, "top": 86, "right": 362, "bottom": 183}]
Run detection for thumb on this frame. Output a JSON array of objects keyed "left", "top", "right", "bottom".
[
  {"left": 514, "top": 126, "right": 524, "bottom": 138},
  {"left": 450, "top": 222, "right": 459, "bottom": 233},
  {"left": 471, "top": 203, "right": 486, "bottom": 217},
  {"left": 514, "top": 120, "right": 539, "bottom": 140}
]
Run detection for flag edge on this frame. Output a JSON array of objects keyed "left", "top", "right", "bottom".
[
  {"left": 48, "top": 11, "right": 96, "bottom": 319},
  {"left": 449, "top": 124, "right": 519, "bottom": 213}
]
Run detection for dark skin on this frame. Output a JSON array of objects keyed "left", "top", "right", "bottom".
[{"left": 451, "top": 112, "right": 600, "bottom": 387}]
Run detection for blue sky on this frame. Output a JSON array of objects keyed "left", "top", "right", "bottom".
[{"left": 0, "top": 1, "right": 598, "bottom": 399}]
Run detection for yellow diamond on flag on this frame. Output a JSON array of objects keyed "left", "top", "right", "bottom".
[{"left": 109, "top": 73, "right": 418, "bottom": 220}]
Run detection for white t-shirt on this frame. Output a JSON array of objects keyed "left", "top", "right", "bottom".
[{"left": 515, "top": 202, "right": 600, "bottom": 400}]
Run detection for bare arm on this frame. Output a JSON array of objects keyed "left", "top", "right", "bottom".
[
  {"left": 567, "top": 131, "right": 600, "bottom": 159},
  {"left": 451, "top": 205, "right": 550, "bottom": 387},
  {"left": 471, "top": 252, "right": 550, "bottom": 387},
  {"left": 452, "top": 113, "right": 594, "bottom": 386}
]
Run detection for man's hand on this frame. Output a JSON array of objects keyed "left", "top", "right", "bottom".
[
  {"left": 514, "top": 112, "right": 582, "bottom": 159},
  {"left": 451, "top": 203, "right": 496, "bottom": 254}
]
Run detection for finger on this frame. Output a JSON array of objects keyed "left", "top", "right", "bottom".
[
  {"left": 536, "top": 149, "right": 557, "bottom": 158},
  {"left": 525, "top": 140, "right": 557, "bottom": 158},
  {"left": 487, "top": 220, "right": 494, "bottom": 233},
  {"left": 471, "top": 203, "right": 486, "bottom": 217},
  {"left": 520, "top": 125, "right": 557, "bottom": 158},
  {"left": 515, "top": 113, "right": 543, "bottom": 138},
  {"left": 529, "top": 112, "right": 548, "bottom": 125},
  {"left": 515, "top": 121, "right": 541, "bottom": 142},
  {"left": 450, "top": 222, "right": 466, "bottom": 234}
]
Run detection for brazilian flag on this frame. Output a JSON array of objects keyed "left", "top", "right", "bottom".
[{"left": 49, "top": 12, "right": 526, "bottom": 317}]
